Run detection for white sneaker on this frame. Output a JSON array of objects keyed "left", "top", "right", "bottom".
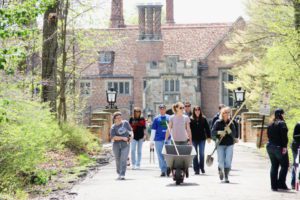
[
  {"left": 135, "top": 166, "right": 140, "bottom": 169},
  {"left": 120, "top": 175, "right": 125, "bottom": 180},
  {"left": 132, "top": 165, "right": 136, "bottom": 170}
]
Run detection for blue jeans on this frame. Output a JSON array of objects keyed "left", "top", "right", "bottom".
[
  {"left": 113, "top": 143, "right": 130, "bottom": 176},
  {"left": 155, "top": 140, "right": 170, "bottom": 173},
  {"left": 192, "top": 140, "right": 206, "bottom": 172},
  {"left": 217, "top": 145, "right": 234, "bottom": 169},
  {"left": 131, "top": 139, "right": 144, "bottom": 167}
]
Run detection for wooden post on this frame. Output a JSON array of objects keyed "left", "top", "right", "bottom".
[{"left": 258, "top": 115, "right": 265, "bottom": 148}]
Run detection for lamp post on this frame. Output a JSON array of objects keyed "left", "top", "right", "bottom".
[
  {"left": 106, "top": 88, "right": 117, "bottom": 109},
  {"left": 234, "top": 87, "right": 245, "bottom": 108},
  {"left": 233, "top": 87, "right": 246, "bottom": 139}
]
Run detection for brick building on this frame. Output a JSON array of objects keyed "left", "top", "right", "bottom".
[{"left": 80, "top": 0, "right": 245, "bottom": 120}]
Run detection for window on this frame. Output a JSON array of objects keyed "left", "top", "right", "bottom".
[
  {"left": 150, "top": 61, "right": 158, "bottom": 69},
  {"left": 164, "top": 79, "right": 180, "bottom": 104},
  {"left": 107, "top": 81, "right": 130, "bottom": 95},
  {"left": 164, "top": 79, "right": 180, "bottom": 93},
  {"left": 221, "top": 71, "right": 234, "bottom": 107},
  {"left": 80, "top": 81, "right": 91, "bottom": 96},
  {"left": 98, "top": 51, "right": 114, "bottom": 64}
]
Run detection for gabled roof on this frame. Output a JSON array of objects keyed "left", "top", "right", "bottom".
[{"left": 81, "top": 19, "right": 241, "bottom": 76}]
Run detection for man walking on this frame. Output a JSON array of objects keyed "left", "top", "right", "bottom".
[{"left": 150, "top": 104, "right": 170, "bottom": 177}]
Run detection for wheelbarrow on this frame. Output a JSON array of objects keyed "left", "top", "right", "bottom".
[{"left": 162, "top": 144, "right": 196, "bottom": 185}]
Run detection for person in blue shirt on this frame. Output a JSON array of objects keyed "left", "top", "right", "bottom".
[{"left": 150, "top": 104, "right": 171, "bottom": 177}]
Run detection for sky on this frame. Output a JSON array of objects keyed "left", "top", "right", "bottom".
[
  {"left": 69, "top": 0, "right": 248, "bottom": 28},
  {"left": 125, "top": 0, "right": 247, "bottom": 23}
]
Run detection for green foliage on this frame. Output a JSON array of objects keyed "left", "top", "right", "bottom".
[
  {"left": 223, "top": 0, "right": 300, "bottom": 146},
  {"left": 30, "top": 170, "right": 50, "bottom": 185},
  {"left": 223, "top": 0, "right": 300, "bottom": 128},
  {"left": 61, "top": 123, "right": 101, "bottom": 155},
  {"left": 0, "top": 93, "right": 64, "bottom": 192},
  {"left": 0, "top": 0, "right": 54, "bottom": 72},
  {"left": 77, "top": 154, "right": 93, "bottom": 166}
]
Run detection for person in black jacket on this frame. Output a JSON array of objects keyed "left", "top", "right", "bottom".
[
  {"left": 291, "top": 122, "right": 300, "bottom": 189},
  {"left": 212, "top": 107, "right": 238, "bottom": 183},
  {"left": 190, "top": 106, "right": 211, "bottom": 174},
  {"left": 266, "top": 108, "right": 289, "bottom": 191},
  {"left": 211, "top": 104, "right": 225, "bottom": 129}
]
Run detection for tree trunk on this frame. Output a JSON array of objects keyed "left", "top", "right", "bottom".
[
  {"left": 42, "top": 1, "right": 59, "bottom": 113},
  {"left": 58, "top": 0, "right": 69, "bottom": 123}
]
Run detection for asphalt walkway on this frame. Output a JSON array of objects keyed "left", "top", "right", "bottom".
[{"left": 72, "top": 141, "right": 300, "bottom": 200}]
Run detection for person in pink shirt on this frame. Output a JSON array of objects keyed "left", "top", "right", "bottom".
[{"left": 165, "top": 102, "right": 192, "bottom": 145}]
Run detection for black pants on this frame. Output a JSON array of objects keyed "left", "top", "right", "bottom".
[{"left": 266, "top": 144, "right": 289, "bottom": 189}]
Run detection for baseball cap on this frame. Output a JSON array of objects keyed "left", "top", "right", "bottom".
[{"left": 158, "top": 104, "right": 166, "bottom": 109}]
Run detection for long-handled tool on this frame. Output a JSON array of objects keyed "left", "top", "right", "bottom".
[
  {"left": 206, "top": 101, "right": 246, "bottom": 167},
  {"left": 165, "top": 121, "right": 180, "bottom": 156}
]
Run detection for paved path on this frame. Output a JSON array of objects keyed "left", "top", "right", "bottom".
[{"left": 72, "top": 141, "right": 300, "bottom": 200}]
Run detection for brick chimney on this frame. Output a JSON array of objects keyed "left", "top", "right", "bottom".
[
  {"left": 110, "top": 0, "right": 125, "bottom": 28},
  {"left": 166, "top": 0, "right": 175, "bottom": 25},
  {"left": 137, "top": 4, "right": 162, "bottom": 40}
]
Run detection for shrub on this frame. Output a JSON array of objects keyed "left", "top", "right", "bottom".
[
  {"left": 61, "top": 123, "right": 101, "bottom": 155},
  {"left": 0, "top": 98, "right": 64, "bottom": 193}
]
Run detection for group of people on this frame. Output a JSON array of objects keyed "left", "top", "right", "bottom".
[
  {"left": 110, "top": 101, "right": 239, "bottom": 183},
  {"left": 109, "top": 102, "right": 300, "bottom": 191}
]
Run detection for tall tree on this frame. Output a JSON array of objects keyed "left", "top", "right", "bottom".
[{"left": 42, "top": 1, "right": 59, "bottom": 113}]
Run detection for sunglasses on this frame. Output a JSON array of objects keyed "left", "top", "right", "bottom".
[
  {"left": 159, "top": 107, "right": 166, "bottom": 110},
  {"left": 134, "top": 110, "right": 141, "bottom": 112},
  {"left": 179, "top": 107, "right": 185, "bottom": 110},
  {"left": 185, "top": 105, "right": 191, "bottom": 107},
  {"left": 195, "top": 108, "right": 201, "bottom": 111}
]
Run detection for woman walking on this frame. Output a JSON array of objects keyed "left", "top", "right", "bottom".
[
  {"left": 165, "top": 102, "right": 192, "bottom": 145},
  {"left": 110, "top": 112, "right": 132, "bottom": 180},
  {"left": 212, "top": 107, "right": 237, "bottom": 183},
  {"left": 129, "top": 107, "right": 146, "bottom": 169},
  {"left": 266, "top": 108, "right": 289, "bottom": 191},
  {"left": 190, "top": 106, "right": 211, "bottom": 174}
]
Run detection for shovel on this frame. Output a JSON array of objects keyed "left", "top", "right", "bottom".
[{"left": 206, "top": 139, "right": 221, "bottom": 167}]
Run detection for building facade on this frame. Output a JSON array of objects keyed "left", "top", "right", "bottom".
[{"left": 80, "top": 0, "right": 245, "bottom": 120}]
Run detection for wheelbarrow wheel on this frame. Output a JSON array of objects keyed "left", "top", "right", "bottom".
[{"left": 175, "top": 168, "right": 183, "bottom": 185}]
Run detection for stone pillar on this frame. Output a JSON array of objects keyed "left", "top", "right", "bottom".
[
  {"left": 146, "top": 6, "right": 154, "bottom": 39},
  {"left": 110, "top": 0, "right": 125, "bottom": 28},
  {"left": 138, "top": 5, "right": 146, "bottom": 40},
  {"left": 153, "top": 6, "right": 162, "bottom": 40},
  {"left": 166, "top": 0, "right": 175, "bottom": 25}
]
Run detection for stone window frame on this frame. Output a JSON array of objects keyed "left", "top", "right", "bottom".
[
  {"left": 98, "top": 51, "right": 114, "bottom": 64},
  {"left": 164, "top": 78, "right": 180, "bottom": 93},
  {"left": 150, "top": 61, "right": 158, "bottom": 69},
  {"left": 163, "top": 77, "right": 180, "bottom": 104},
  {"left": 107, "top": 80, "right": 131, "bottom": 96},
  {"left": 80, "top": 80, "right": 92, "bottom": 96},
  {"left": 219, "top": 69, "right": 234, "bottom": 107}
]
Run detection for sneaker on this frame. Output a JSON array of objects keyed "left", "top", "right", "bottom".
[
  {"left": 132, "top": 165, "right": 136, "bottom": 170},
  {"left": 201, "top": 169, "right": 205, "bottom": 174},
  {"left": 195, "top": 171, "right": 200, "bottom": 175},
  {"left": 160, "top": 172, "right": 166, "bottom": 177},
  {"left": 120, "top": 175, "right": 125, "bottom": 180},
  {"left": 135, "top": 166, "right": 140, "bottom": 170}
]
